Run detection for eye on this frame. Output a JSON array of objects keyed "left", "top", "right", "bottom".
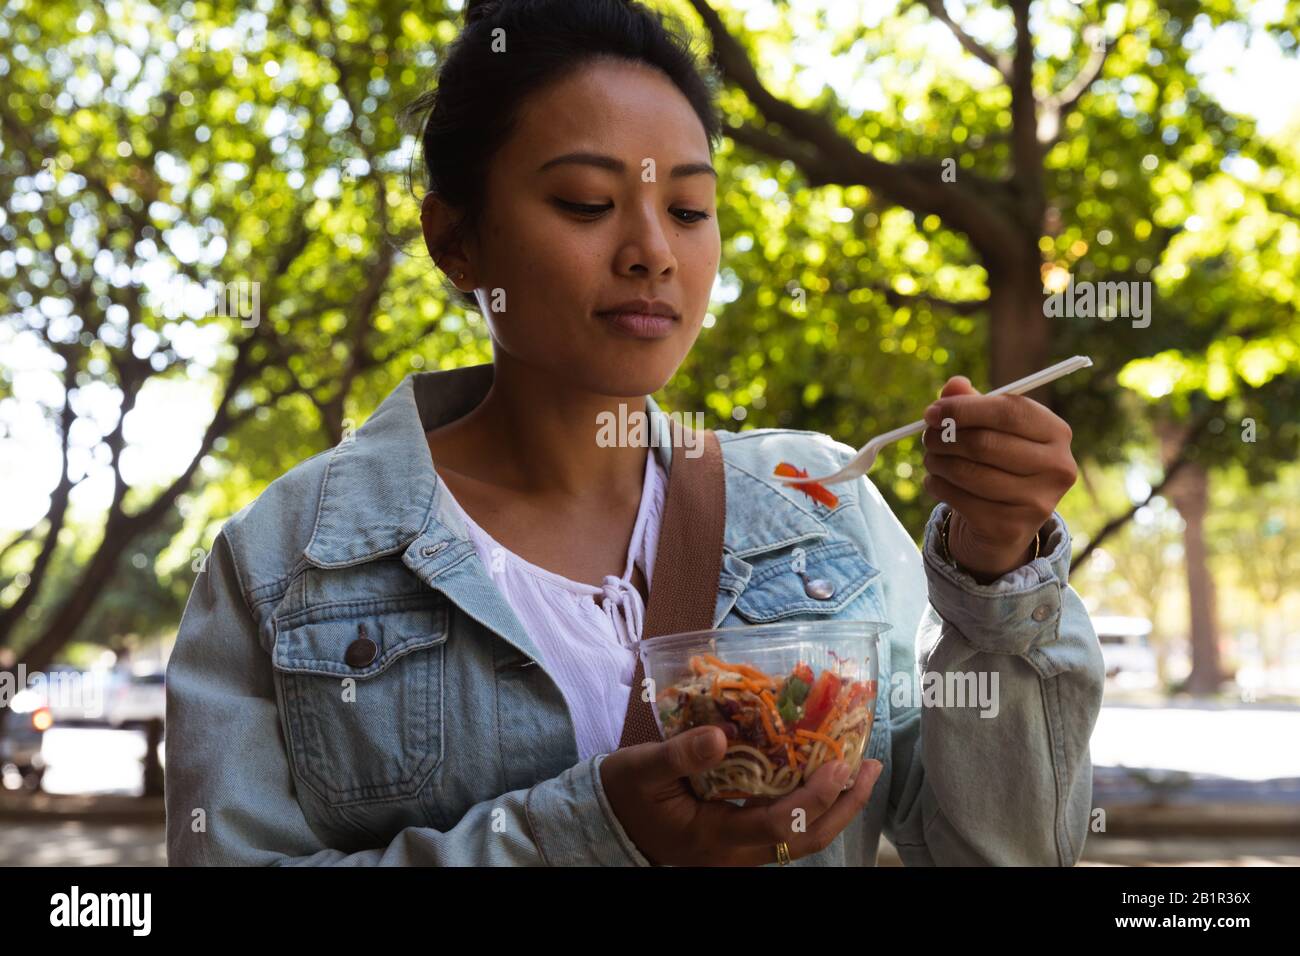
[
  {"left": 553, "top": 199, "right": 612, "bottom": 218},
  {"left": 671, "top": 207, "right": 712, "bottom": 224},
  {"left": 552, "top": 198, "right": 713, "bottom": 225}
]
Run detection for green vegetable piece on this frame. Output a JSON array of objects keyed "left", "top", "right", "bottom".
[{"left": 786, "top": 676, "right": 810, "bottom": 705}]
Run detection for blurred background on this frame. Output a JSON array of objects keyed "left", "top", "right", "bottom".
[{"left": 1, "top": 0, "right": 1297, "bottom": 866}]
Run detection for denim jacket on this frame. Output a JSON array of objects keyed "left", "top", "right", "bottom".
[{"left": 164, "top": 362, "right": 1104, "bottom": 866}]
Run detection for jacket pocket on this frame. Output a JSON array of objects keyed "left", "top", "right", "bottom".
[
  {"left": 730, "top": 539, "right": 882, "bottom": 624},
  {"left": 272, "top": 597, "right": 450, "bottom": 806}
]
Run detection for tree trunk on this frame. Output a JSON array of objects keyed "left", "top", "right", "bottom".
[
  {"left": 1158, "top": 419, "right": 1225, "bottom": 694},
  {"left": 987, "top": 250, "right": 1050, "bottom": 393}
]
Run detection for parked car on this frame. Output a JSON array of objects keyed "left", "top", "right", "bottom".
[
  {"left": 0, "top": 688, "right": 52, "bottom": 790},
  {"left": 1093, "top": 615, "right": 1159, "bottom": 690},
  {"left": 103, "top": 670, "right": 166, "bottom": 729}
]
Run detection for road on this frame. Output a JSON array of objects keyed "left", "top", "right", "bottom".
[{"left": 1, "top": 703, "right": 1297, "bottom": 866}]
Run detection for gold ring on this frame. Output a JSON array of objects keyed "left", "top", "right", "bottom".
[{"left": 775, "top": 841, "right": 791, "bottom": 866}]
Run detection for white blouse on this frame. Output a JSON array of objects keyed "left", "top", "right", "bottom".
[{"left": 439, "top": 449, "right": 667, "bottom": 760}]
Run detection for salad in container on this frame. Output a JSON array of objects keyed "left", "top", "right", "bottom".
[{"left": 640, "top": 621, "right": 886, "bottom": 800}]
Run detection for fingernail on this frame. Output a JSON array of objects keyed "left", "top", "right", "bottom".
[
  {"left": 865, "top": 759, "right": 883, "bottom": 781},
  {"left": 833, "top": 763, "right": 851, "bottom": 788}
]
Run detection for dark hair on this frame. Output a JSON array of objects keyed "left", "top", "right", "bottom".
[{"left": 401, "top": 0, "right": 722, "bottom": 309}]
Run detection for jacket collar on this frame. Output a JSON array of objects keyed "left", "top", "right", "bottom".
[{"left": 302, "top": 362, "right": 827, "bottom": 569}]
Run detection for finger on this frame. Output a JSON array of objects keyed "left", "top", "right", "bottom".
[
  {"left": 924, "top": 393, "right": 1061, "bottom": 443},
  {"left": 708, "top": 758, "right": 853, "bottom": 849},
  {"left": 922, "top": 451, "right": 1045, "bottom": 507},
  {"left": 719, "top": 760, "right": 884, "bottom": 865},
  {"left": 787, "top": 759, "right": 884, "bottom": 861},
  {"left": 922, "top": 473, "right": 1043, "bottom": 537},
  {"left": 939, "top": 375, "right": 980, "bottom": 399},
  {"left": 922, "top": 426, "right": 1057, "bottom": 477},
  {"left": 636, "top": 726, "right": 728, "bottom": 788}
]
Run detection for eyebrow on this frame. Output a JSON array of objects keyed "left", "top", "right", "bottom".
[{"left": 537, "top": 151, "right": 717, "bottom": 180}]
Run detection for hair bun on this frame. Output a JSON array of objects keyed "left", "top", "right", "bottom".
[{"left": 465, "top": 0, "right": 503, "bottom": 26}]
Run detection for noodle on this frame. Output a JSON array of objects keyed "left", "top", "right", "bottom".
[{"left": 657, "top": 655, "right": 877, "bottom": 800}]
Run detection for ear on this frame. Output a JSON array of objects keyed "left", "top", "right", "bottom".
[{"left": 420, "top": 192, "right": 472, "bottom": 287}]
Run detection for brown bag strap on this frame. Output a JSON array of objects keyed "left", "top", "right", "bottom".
[{"left": 618, "top": 422, "right": 726, "bottom": 748}]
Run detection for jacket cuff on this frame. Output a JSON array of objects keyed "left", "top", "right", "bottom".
[
  {"left": 525, "top": 754, "right": 652, "bottom": 866},
  {"left": 920, "top": 503, "right": 1073, "bottom": 656}
]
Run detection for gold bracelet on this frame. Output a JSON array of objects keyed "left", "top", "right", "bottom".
[{"left": 939, "top": 508, "right": 1040, "bottom": 570}]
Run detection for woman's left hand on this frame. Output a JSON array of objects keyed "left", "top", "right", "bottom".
[{"left": 920, "top": 375, "right": 1078, "bottom": 583}]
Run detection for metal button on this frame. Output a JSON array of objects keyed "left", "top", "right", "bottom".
[
  {"left": 420, "top": 541, "right": 447, "bottom": 558},
  {"left": 797, "top": 570, "right": 835, "bottom": 601},
  {"left": 345, "top": 623, "right": 378, "bottom": 668},
  {"left": 1031, "top": 603, "right": 1054, "bottom": 623}
]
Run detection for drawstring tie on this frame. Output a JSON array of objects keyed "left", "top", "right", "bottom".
[{"left": 599, "top": 573, "right": 645, "bottom": 650}]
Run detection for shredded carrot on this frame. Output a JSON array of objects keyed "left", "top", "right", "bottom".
[
  {"left": 701, "top": 654, "right": 775, "bottom": 686},
  {"left": 785, "top": 740, "right": 798, "bottom": 770},
  {"left": 816, "top": 697, "right": 846, "bottom": 736},
  {"left": 795, "top": 728, "right": 844, "bottom": 761},
  {"left": 756, "top": 703, "right": 778, "bottom": 742},
  {"left": 716, "top": 679, "right": 748, "bottom": 692}
]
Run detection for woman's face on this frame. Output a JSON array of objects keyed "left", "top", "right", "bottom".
[{"left": 430, "top": 57, "right": 721, "bottom": 399}]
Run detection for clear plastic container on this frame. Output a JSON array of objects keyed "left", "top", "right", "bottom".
[{"left": 639, "top": 620, "right": 887, "bottom": 801}]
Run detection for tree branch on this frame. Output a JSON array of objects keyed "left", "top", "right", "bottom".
[
  {"left": 690, "top": 0, "right": 1020, "bottom": 262},
  {"left": 1073, "top": 402, "right": 1223, "bottom": 568},
  {"left": 1007, "top": 0, "right": 1041, "bottom": 204},
  {"left": 0, "top": 360, "right": 77, "bottom": 632},
  {"left": 1039, "top": 27, "right": 1113, "bottom": 148},
  {"left": 916, "top": 0, "right": 1010, "bottom": 80},
  {"left": 869, "top": 283, "right": 989, "bottom": 315}
]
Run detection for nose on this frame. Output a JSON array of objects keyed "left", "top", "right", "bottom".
[{"left": 613, "top": 199, "right": 678, "bottom": 279}]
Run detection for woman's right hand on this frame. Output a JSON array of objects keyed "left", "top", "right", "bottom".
[{"left": 599, "top": 725, "right": 884, "bottom": 866}]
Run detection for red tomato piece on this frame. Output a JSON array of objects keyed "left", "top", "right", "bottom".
[
  {"left": 796, "top": 671, "right": 842, "bottom": 730},
  {"left": 772, "top": 461, "right": 840, "bottom": 509}
]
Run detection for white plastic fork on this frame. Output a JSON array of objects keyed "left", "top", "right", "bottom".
[{"left": 775, "top": 354, "right": 1094, "bottom": 487}]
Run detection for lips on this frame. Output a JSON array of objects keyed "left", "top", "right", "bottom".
[
  {"left": 596, "top": 310, "right": 678, "bottom": 339},
  {"left": 595, "top": 298, "right": 680, "bottom": 319},
  {"left": 595, "top": 298, "right": 681, "bottom": 340}
]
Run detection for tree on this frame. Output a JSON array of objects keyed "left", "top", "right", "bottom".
[
  {"left": 666, "top": 0, "right": 1300, "bottom": 692},
  {"left": 0, "top": 0, "right": 481, "bottom": 710}
]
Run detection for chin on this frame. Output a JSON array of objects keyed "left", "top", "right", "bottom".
[{"left": 571, "top": 355, "right": 682, "bottom": 399}]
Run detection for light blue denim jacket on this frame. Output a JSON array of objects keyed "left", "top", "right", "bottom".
[{"left": 165, "top": 362, "right": 1104, "bottom": 866}]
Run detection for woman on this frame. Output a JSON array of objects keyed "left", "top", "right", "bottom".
[{"left": 164, "top": 0, "right": 1103, "bottom": 866}]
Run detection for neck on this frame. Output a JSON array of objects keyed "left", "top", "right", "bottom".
[{"left": 434, "top": 350, "right": 652, "bottom": 501}]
